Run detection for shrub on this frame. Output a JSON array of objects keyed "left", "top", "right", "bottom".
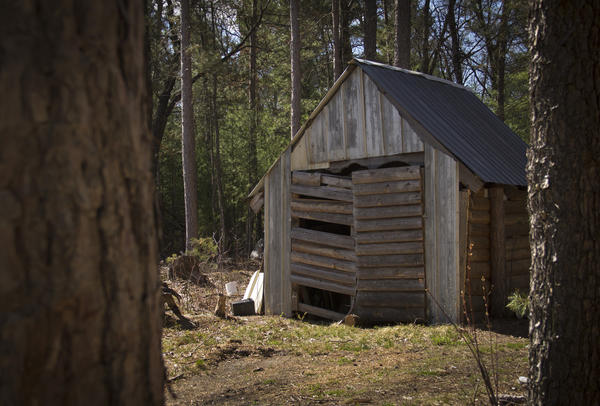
[{"left": 506, "top": 290, "right": 529, "bottom": 319}]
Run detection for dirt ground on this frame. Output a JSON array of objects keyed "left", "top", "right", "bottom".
[{"left": 161, "top": 262, "right": 529, "bottom": 405}]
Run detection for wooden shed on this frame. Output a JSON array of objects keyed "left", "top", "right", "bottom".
[{"left": 249, "top": 59, "right": 529, "bottom": 324}]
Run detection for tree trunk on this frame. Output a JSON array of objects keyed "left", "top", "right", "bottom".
[
  {"left": 340, "top": 0, "right": 354, "bottom": 65},
  {"left": 181, "top": 0, "right": 198, "bottom": 250},
  {"left": 420, "top": 0, "right": 430, "bottom": 73},
  {"left": 212, "top": 74, "right": 227, "bottom": 256},
  {"left": 332, "top": 0, "right": 343, "bottom": 80},
  {"left": 447, "top": 0, "right": 463, "bottom": 84},
  {"left": 290, "top": 0, "right": 301, "bottom": 138},
  {"left": 247, "top": 0, "right": 259, "bottom": 255},
  {"left": 364, "top": 0, "right": 378, "bottom": 60},
  {"left": 496, "top": 0, "right": 508, "bottom": 121},
  {"left": 0, "top": 2, "right": 163, "bottom": 404},
  {"left": 528, "top": 1, "right": 600, "bottom": 404},
  {"left": 393, "top": 0, "right": 410, "bottom": 68}
]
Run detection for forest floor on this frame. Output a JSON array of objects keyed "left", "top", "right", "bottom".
[{"left": 161, "top": 262, "right": 529, "bottom": 405}]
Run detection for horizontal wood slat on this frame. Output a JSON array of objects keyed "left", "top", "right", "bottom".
[
  {"left": 357, "top": 278, "right": 425, "bottom": 292},
  {"left": 352, "top": 166, "right": 421, "bottom": 184},
  {"left": 292, "top": 241, "right": 356, "bottom": 262},
  {"left": 353, "top": 180, "right": 421, "bottom": 195},
  {"left": 355, "top": 291, "right": 425, "bottom": 307},
  {"left": 470, "top": 210, "right": 490, "bottom": 224},
  {"left": 470, "top": 196, "right": 490, "bottom": 211},
  {"left": 358, "top": 253, "right": 424, "bottom": 267},
  {"left": 292, "top": 171, "right": 321, "bottom": 186},
  {"left": 467, "top": 262, "right": 491, "bottom": 278},
  {"left": 321, "top": 174, "right": 352, "bottom": 189},
  {"left": 355, "top": 229, "right": 423, "bottom": 244},
  {"left": 291, "top": 210, "right": 353, "bottom": 226},
  {"left": 354, "top": 204, "right": 422, "bottom": 220},
  {"left": 291, "top": 263, "right": 355, "bottom": 285},
  {"left": 355, "top": 216, "right": 423, "bottom": 232},
  {"left": 291, "top": 251, "right": 356, "bottom": 273},
  {"left": 352, "top": 305, "right": 426, "bottom": 322},
  {"left": 506, "top": 248, "right": 531, "bottom": 261},
  {"left": 291, "top": 199, "right": 352, "bottom": 214},
  {"left": 290, "top": 274, "right": 355, "bottom": 296},
  {"left": 357, "top": 266, "right": 424, "bottom": 279},
  {"left": 290, "top": 184, "right": 353, "bottom": 202},
  {"left": 356, "top": 242, "right": 424, "bottom": 256},
  {"left": 353, "top": 192, "right": 421, "bottom": 208},
  {"left": 469, "top": 223, "right": 490, "bottom": 236},
  {"left": 296, "top": 302, "right": 347, "bottom": 321},
  {"left": 291, "top": 227, "right": 354, "bottom": 250}
]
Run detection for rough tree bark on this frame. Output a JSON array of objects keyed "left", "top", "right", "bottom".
[
  {"left": 341, "top": 0, "right": 354, "bottom": 66},
  {"left": 394, "top": 0, "right": 411, "bottom": 68},
  {"left": 447, "top": 0, "right": 463, "bottom": 84},
  {"left": 332, "top": 0, "right": 343, "bottom": 80},
  {"left": 364, "top": 0, "right": 378, "bottom": 60},
  {"left": 180, "top": 0, "right": 199, "bottom": 250},
  {"left": 528, "top": 0, "right": 600, "bottom": 404},
  {"left": 420, "top": 0, "right": 431, "bottom": 73},
  {"left": 247, "top": 0, "right": 259, "bottom": 254},
  {"left": 290, "top": 0, "right": 301, "bottom": 138},
  {"left": 0, "top": 2, "right": 163, "bottom": 405}
]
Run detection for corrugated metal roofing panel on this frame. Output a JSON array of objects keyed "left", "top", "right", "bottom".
[{"left": 355, "top": 59, "right": 527, "bottom": 186}]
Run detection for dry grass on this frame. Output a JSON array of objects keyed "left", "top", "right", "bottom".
[{"left": 162, "top": 265, "right": 528, "bottom": 405}]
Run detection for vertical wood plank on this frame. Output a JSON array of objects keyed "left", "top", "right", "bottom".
[
  {"left": 489, "top": 185, "right": 507, "bottom": 316},
  {"left": 263, "top": 169, "right": 271, "bottom": 313},
  {"left": 459, "top": 190, "right": 470, "bottom": 320},
  {"left": 344, "top": 69, "right": 366, "bottom": 159},
  {"left": 267, "top": 159, "right": 283, "bottom": 315},
  {"left": 327, "top": 90, "right": 346, "bottom": 161},
  {"left": 425, "top": 145, "right": 460, "bottom": 323},
  {"left": 363, "top": 74, "right": 384, "bottom": 156},
  {"left": 382, "top": 95, "right": 403, "bottom": 155},
  {"left": 403, "top": 119, "right": 424, "bottom": 152},
  {"left": 309, "top": 113, "right": 327, "bottom": 163},
  {"left": 281, "top": 150, "right": 292, "bottom": 316}
]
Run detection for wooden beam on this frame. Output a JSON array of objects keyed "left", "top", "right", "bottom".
[
  {"left": 292, "top": 171, "right": 321, "bottom": 186},
  {"left": 291, "top": 227, "right": 354, "bottom": 250},
  {"left": 249, "top": 191, "right": 264, "bottom": 214},
  {"left": 296, "top": 302, "right": 347, "bottom": 321},
  {"left": 290, "top": 184, "right": 353, "bottom": 202},
  {"left": 489, "top": 185, "right": 507, "bottom": 317}
]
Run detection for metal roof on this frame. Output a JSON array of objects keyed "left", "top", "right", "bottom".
[{"left": 355, "top": 59, "right": 528, "bottom": 186}]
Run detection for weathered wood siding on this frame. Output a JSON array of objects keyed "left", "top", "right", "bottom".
[
  {"left": 504, "top": 187, "right": 530, "bottom": 294},
  {"left": 290, "top": 171, "right": 357, "bottom": 299},
  {"left": 424, "top": 145, "right": 460, "bottom": 324},
  {"left": 352, "top": 166, "right": 426, "bottom": 322},
  {"left": 464, "top": 188, "right": 491, "bottom": 321},
  {"left": 290, "top": 68, "right": 424, "bottom": 171},
  {"left": 264, "top": 149, "right": 292, "bottom": 316}
]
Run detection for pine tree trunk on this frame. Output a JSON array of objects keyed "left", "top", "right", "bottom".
[
  {"left": 496, "top": 0, "right": 508, "bottom": 122},
  {"left": 290, "top": 0, "right": 301, "bottom": 138},
  {"left": 332, "top": 0, "right": 343, "bottom": 80},
  {"left": 447, "top": 0, "right": 462, "bottom": 84},
  {"left": 528, "top": 1, "right": 600, "bottom": 404},
  {"left": 211, "top": 74, "right": 227, "bottom": 256},
  {"left": 247, "top": 0, "right": 259, "bottom": 255},
  {"left": 364, "top": 0, "right": 378, "bottom": 60},
  {"left": 0, "top": 2, "right": 163, "bottom": 404},
  {"left": 393, "top": 0, "right": 411, "bottom": 68},
  {"left": 341, "top": 0, "right": 353, "bottom": 66},
  {"left": 420, "top": 0, "right": 431, "bottom": 73},
  {"left": 181, "top": 0, "right": 199, "bottom": 250}
]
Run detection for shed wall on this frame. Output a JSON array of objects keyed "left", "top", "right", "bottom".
[
  {"left": 291, "top": 68, "right": 424, "bottom": 171},
  {"left": 424, "top": 145, "right": 460, "bottom": 323},
  {"left": 264, "top": 149, "right": 292, "bottom": 316}
]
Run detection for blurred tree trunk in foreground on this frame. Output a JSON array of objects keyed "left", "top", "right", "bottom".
[
  {"left": 0, "top": 1, "right": 163, "bottom": 404},
  {"left": 528, "top": 0, "right": 600, "bottom": 404}
]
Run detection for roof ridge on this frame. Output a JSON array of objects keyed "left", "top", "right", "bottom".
[{"left": 352, "top": 58, "right": 471, "bottom": 92}]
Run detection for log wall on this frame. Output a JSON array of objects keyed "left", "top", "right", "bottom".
[{"left": 504, "top": 187, "right": 530, "bottom": 294}]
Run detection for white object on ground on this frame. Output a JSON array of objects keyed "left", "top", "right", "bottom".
[
  {"left": 244, "top": 271, "right": 260, "bottom": 299},
  {"left": 225, "top": 281, "right": 238, "bottom": 296}
]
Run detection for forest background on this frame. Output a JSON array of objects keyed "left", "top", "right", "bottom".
[{"left": 149, "top": 0, "right": 529, "bottom": 259}]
